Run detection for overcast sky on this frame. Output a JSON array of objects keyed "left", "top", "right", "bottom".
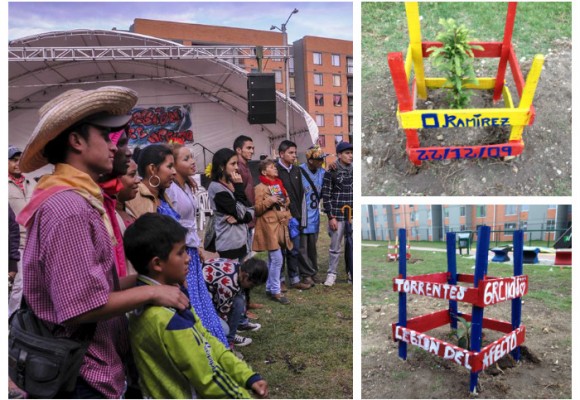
[{"left": 9, "top": 2, "right": 353, "bottom": 42}]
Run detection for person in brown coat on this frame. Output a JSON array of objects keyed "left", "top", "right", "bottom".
[{"left": 252, "top": 159, "right": 293, "bottom": 304}]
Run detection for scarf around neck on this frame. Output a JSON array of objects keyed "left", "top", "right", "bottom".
[
  {"left": 17, "top": 163, "right": 116, "bottom": 243},
  {"left": 9, "top": 174, "right": 25, "bottom": 192},
  {"left": 259, "top": 175, "right": 288, "bottom": 198}
]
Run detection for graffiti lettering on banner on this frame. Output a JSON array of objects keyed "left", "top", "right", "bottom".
[{"left": 128, "top": 105, "right": 194, "bottom": 146}]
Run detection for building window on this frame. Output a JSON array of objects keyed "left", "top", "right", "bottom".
[
  {"left": 347, "top": 57, "right": 353, "bottom": 74},
  {"left": 504, "top": 223, "right": 517, "bottom": 236},
  {"left": 394, "top": 205, "right": 400, "bottom": 209},
  {"left": 505, "top": 205, "right": 517, "bottom": 215},
  {"left": 548, "top": 205, "right": 557, "bottom": 209},
  {"left": 520, "top": 221, "right": 528, "bottom": 230},
  {"left": 348, "top": 116, "right": 353, "bottom": 134},
  {"left": 317, "top": 134, "right": 326, "bottom": 147},
  {"left": 476, "top": 206, "right": 486, "bottom": 218},
  {"left": 288, "top": 57, "right": 294, "bottom": 73},
  {"left": 314, "top": 73, "right": 323, "bottom": 86},
  {"left": 460, "top": 206, "right": 466, "bottom": 217},
  {"left": 444, "top": 207, "right": 449, "bottom": 218},
  {"left": 313, "top": 52, "right": 322, "bottom": 65},
  {"left": 331, "top": 54, "right": 340, "bottom": 66},
  {"left": 334, "top": 135, "right": 343, "bottom": 145},
  {"left": 347, "top": 77, "right": 353, "bottom": 93},
  {"left": 334, "top": 114, "right": 343, "bottom": 127},
  {"left": 274, "top": 70, "right": 283, "bottom": 83},
  {"left": 460, "top": 224, "right": 466, "bottom": 231},
  {"left": 521, "top": 205, "right": 529, "bottom": 212},
  {"left": 410, "top": 212, "right": 416, "bottom": 222},
  {"left": 333, "top": 74, "right": 341, "bottom": 87},
  {"left": 395, "top": 214, "right": 400, "bottom": 223},
  {"left": 546, "top": 219, "right": 556, "bottom": 230},
  {"left": 289, "top": 76, "right": 295, "bottom": 97},
  {"left": 315, "top": 114, "right": 324, "bottom": 127},
  {"left": 333, "top": 94, "right": 342, "bottom": 107},
  {"left": 314, "top": 94, "right": 324, "bottom": 106}
]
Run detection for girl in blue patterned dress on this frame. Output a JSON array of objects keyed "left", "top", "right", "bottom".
[{"left": 132, "top": 144, "right": 228, "bottom": 347}]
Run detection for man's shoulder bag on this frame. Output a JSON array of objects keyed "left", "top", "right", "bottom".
[{"left": 8, "top": 303, "right": 96, "bottom": 398}]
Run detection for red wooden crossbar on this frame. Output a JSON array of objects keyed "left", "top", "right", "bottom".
[
  {"left": 554, "top": 249, "right": 572, "bottom": 266},
  {"left": 391, "top": 316, "right": 526, "bottom": 372},
  {"left": 392, "top": 322, "right": 526, "bottom": 372},
  {"left": 407, "top": 141, "right": 524, "bottom": 165},
  {"left": 393, "top": 273, "right": 528, "bottom": 307},
  {"left": 494, "top": 2, "right": 518, "bottom": 101}
]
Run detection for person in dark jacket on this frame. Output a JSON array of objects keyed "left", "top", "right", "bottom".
[{"left": 275, "top": 140, "right": 312, "bottom": 290}]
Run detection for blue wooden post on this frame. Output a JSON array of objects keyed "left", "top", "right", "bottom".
[
  {"left": 469, "top": 225, "right": 490, "bottom": 393},
  {"left": 398, "top": 229, "right": 408, "bottom": 360},
  {"left": 511, "top": 229, "right": 524, "bottom": 360},
  {"left": 446, "top": 232, "right": 458, "bottom": 329}
]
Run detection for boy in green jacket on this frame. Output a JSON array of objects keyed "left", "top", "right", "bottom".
[{"left": 124, "top": 213, "right": 269, "bottom": 399}]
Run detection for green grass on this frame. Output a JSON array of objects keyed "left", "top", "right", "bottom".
[
  {"left": 240, "top": 215, "right": 352, "bottom": 399},
  {"left": 362, "top": 246, "right": 571, "bottom": 312},
  {"left": 362, "top": 2, "right": 571, "bottom": 82}
]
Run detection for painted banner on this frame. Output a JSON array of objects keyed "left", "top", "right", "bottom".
[{"left": 127, "top": 105, "right": 194, "bottom": 146}]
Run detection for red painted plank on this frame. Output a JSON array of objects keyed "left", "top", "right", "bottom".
[
  {"left": 493, "top": 3, "right": 518, "bottom": 100},
  {"left": 393, "top": 325, "right": 473, "bottom": 370},
  {"left": 472, "top": 325, "right": 526, "bottom": 372},
  {"left": 388, "top": 52, "right": 413, "bottom": 111},
  {"left": 406, "top": 309, "right": 450, "bottom": 332},
  {"left": 407, "top": 272, "right": 449, "bottom": 283},
  {"left": 393, "top": 278, "right": 480, "bottom": 304},
  {"left": 408, "top": 142, "right": 524, "bottom": 163},
  {"left": 477, "top": 275, "right": 528, "bottom": 306}
]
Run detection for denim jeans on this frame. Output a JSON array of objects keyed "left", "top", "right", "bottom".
[
  {"left": 266, "top": 249, "right": 284, "bottom": 295},
  {"left": 226, "top": 292, "right": 248, "bottom": 343}
]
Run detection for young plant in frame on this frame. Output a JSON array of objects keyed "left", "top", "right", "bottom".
[{"left": 428, "top": 18, "right": 483, "bottom": 109}]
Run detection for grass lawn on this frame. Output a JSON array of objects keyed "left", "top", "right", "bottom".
[{"left": 238, "top": 215, "right": 353, "bottom": 399}]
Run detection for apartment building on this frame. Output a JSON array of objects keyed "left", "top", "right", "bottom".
[
  {"left": 131, "top": 19, "right": 353, "bottom": 160},
  {"left": 293, "top": 36, "right": 353, "bottom": 159},
  {"left": 362, "top": 205, "right": 571, "bottom": 243}
]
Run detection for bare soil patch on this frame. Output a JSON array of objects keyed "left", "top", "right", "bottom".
[
  {"left": 362, "top": 296, "right": 571, "bottom": 398},
  {"left": 361, "top": 40, "right": 571, "bottom": 196}
]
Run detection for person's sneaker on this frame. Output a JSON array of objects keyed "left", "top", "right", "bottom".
[
  {"left": 233, "top": 334, "right": 253, "bottom": 347},
  {"left": 324, "top": 273, "right": 337, "bottom": 287},
  {"left": 291, "top": 281, "right": 312, "bottom": 290},
  {"left": 237, "top": 322, "right": 261, "bottom": 332},
  {"left": 270, "top": 293, "right": 291, "bottom": 305}
]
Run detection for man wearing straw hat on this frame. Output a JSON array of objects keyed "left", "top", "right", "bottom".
[{"left": 15, "top": 86, "right": 190, "bottom": 398}]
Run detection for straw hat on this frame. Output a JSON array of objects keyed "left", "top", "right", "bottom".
[{"left": 19, "top": 86, "right": 138, "bottom": 173}]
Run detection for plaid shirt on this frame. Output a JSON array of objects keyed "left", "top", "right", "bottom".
[
  {"left": 22, "top": 191, "right": 128, "bottom": 398},
  {"left": 321, "top": 166, "right": 353, "bottom": 221}
]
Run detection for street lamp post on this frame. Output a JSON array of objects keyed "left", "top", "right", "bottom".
[{"left": 271, "top": 8, "right": 298, "bottom": 140}]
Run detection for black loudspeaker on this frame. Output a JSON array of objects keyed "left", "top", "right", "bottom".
[{"left": 247, "top": 73, "right": 277, "bottom": 124}]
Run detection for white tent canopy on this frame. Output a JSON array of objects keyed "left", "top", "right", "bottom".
[{"left": 9, "top": 29, "right": 318, "bottom": 176}]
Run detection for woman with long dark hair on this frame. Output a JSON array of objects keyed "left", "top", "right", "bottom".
[{"left": 208, "top": 148, "right": 254, "bottom": 260}]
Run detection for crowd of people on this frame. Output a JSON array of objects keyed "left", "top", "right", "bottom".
[{"left": 8, "top": 85, "right": 353, "bottom": 399}]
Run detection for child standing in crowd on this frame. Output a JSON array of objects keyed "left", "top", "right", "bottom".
[
  {"left": 124, "top": 213, "right": 269, "bottom": 399},
  {"left": 253, "top": 159, "right": 293, "bottom": 304}
]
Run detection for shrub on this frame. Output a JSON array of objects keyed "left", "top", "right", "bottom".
[{"left": 428, "top": 18, "right": 483, "bottom": 109}]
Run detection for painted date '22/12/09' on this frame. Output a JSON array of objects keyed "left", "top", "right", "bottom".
[{"left": 415, "top": 145, "right": 514, "bottom": 161}]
